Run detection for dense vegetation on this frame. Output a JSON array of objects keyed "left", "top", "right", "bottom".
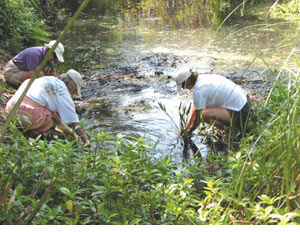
[
  {"left": 272, "top": 0, "right": 300, "bottom": 19},
  {"left": 0, "top": 0, "right": 49, "bottom": 53},
  {"left": 1, "top": 0, "right": 300, "bottom": 225},
  {"left": 1, "top": 68, "right": 300, "bottom": 224}
]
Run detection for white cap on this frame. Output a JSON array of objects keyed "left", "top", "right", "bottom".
[
  {"left": 66, "top": 69, "right": 84, "bottom": 98},
  {"left": 45, "top": 40, "right": 64, "bottom": 62},
  {"left": 174, "top": 68, "right": 192, "bottom": 93}
]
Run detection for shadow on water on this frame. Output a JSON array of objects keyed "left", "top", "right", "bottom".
[{"left": 43, "top": 0, "right": 300, "bottom": 165}]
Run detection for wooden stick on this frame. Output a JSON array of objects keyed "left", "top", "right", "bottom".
[
  {"left": 0, "top": 176, "right": 13, "bottom": 206},
  {"left": 30, "top": 166, "right": 49, "bottom": 199},
  {"left": 24, "top": 177, "right": 56, "bottom": 224},
  {"left": 19, "top": 166, "right": 49, "bottom": 220},
  {"left": 6, "top": 185, "right": 19, "bottom": 214}
]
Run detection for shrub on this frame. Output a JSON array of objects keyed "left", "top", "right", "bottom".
[{"left": 0, "top": 0, "right": 49, "bottom": 53}]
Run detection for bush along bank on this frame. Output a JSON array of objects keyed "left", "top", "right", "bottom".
[
  {"left": 1, "top": 64, "right": 300, "bottom": 225},
  {"left": 0, "top": 0, "right": 49, "bottom": 54}
]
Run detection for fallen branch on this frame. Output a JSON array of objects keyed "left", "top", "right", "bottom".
[
  {"left": 24, "top": 177, "right": 56, "bottom": 225},
  {"left": 6, "top": 184, "right": 21, "bottom": 214},
  {"left": 19, "top": 166, "right": 49, "bottom": 220},
  {"left": 30, "top": 166, "right": 49, "bottom": 199},
  {"left": 0, "top": 176, "right": 13, "bottom": 207}
]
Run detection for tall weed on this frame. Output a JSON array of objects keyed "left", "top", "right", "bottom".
[{"left": 231, "top": 55, "right": 300, "bottom": 213}]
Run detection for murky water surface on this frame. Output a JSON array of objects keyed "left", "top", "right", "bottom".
[{"left": 53, "top": 0, "right": 300, "bottom": 163}]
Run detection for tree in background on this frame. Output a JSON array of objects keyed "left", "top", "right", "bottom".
[{"left": 0, "top": 0, "right": 49, "bottom": 54}]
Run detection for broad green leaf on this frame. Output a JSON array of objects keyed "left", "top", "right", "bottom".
[
  {"left": 184, "top": 179, "right": 194, "bottom": 185},
  {"left": 60, "top": 187, "right": 71, "bottom": 196}
]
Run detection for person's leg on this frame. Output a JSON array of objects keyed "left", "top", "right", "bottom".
[
  {"left": 202, "top": 107, "right": 231, "bottom": 129},
  {"left": 4, "top": 61, "right": 46, "bottom": 87},
  {"left": 19, "top": 107, "right": 53, "bottom": 133},
  {"left": 3, "top": 60, "right": 24, "bottom": 87},
  {"left": 232, "top": 98, "right": 251, "bottom": 133}
]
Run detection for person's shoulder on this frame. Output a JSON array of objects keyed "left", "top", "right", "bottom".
[
  {"left": 200, "top": 74, "right": 232, "bottom": 84},
  {"left": 23, "top": 46, "right": 42, "bottom": 51},
  {"left": 20, "top": 46, "right": 44, "bottom": 57},
  {"left": 40, "top": 75, "right": 56, "bottom": 80},
  {"left": 39, "top": 76, "right": 63, "bottom": 86},
  {"left": 199, "top": 73, "right": 226, "bottom": 78}
]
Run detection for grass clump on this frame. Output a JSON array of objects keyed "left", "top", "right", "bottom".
[{"left": 272, "top": 0, "right": 300, "bottom": 20}]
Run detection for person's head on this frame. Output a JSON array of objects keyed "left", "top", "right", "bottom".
[
  {"left": 174, "top": 68, "right": 198, "bottom": 94},
  {"left": 58, "top": 69, "right": 84, "bottom": 98},
  {"left": 45, "top": 40, "right": 64, "bottom": 63}
]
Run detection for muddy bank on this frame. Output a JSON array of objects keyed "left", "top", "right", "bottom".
[
  {"left": 0, "top": 49, "right": 276, "bottom": 129},
  {"left": 0, "top": 49, "right": 277, "bottom": 162},
  {"left": 75, "top": 52, "right": 278, "bottom": 162},
  {"left": 81, "top": 51, "right": 276, "bottom": 105}
]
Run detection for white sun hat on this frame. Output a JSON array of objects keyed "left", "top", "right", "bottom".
[
  {"left": 66, "top": 69, "right": 84, "bottom": 98},
  {"left": 45, "top": 40, "right": 64, "bottom": 63},
  {"left": 174, "top": 68, "right": 192, "bottom": 94}
]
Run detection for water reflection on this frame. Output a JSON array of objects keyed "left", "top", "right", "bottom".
[{"left": 54, "top": 0, "right": 299, "bottom": 74}]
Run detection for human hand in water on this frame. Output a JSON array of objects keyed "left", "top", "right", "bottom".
[
  {"left": 83, "top": 139, "right": 90, "bottom": 147},
  {"left": 179, "top": 128, "right": 191, "bottom": 137},
  {"left": 55, "top": 124, "right": 79, "bottom": 142}
]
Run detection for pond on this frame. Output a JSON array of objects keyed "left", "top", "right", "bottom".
[{"left": 47, "top": 0, "right": 300, "bottom": 164}]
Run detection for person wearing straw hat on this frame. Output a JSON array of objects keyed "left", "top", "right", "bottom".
[
  {"left": 3, "top": 40, "right": 64, "bottom": 87},
  {"left": 5, "top": 69, "right": 90, "bottom": 146},
  {"left": 174, "top": 68, "right": 251, "bottom": 135}
]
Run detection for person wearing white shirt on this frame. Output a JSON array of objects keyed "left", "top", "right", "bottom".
[
  {"left": 5, "top": 69, "right": 90, "bottom": 146},
  {"left": 174, "top": 68, "right": 251, "bottom": 135}
]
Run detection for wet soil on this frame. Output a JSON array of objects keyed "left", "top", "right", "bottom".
[
  {"left": 0, "top": 48, "right": 272, "bottom": 164},
  {"left": 75, "top": 52, "right": 274, "bottom": 162}
]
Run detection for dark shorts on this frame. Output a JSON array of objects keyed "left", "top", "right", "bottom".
[{"left": 228, "top": 95, "right": 251, "bottom": 132}]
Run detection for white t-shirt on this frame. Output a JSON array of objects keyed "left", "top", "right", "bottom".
[
  {"left": 193, "top": 74, "right": 247, "bottom": 111},
  {"left": 13, "top": 76, "right": 79, "bottom": 124}
]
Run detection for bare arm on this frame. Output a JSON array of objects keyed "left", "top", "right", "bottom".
[
  {"left": 21, "top": 70, "right": 45, "bottom": 83},
  {"left": 72, "top": 122, "right": 89, "bottom": 145},
  {"left": 184, "top": 106, "right": 201, "bottom": 134},
  {"left": 42, "top": 62, "right": 58, "bottom": 77},
  {"left": 55, "top": 122, "right": 89, "bottom": 146},
  {"left": 52, "top": 114, "right": 89, "bottom": 145}
]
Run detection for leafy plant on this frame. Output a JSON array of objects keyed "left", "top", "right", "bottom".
[
  {"left": 58, "top": 47, "right": 92, "bottom": 73},
  {"left": 0, "top": 0, "right": 49, "bottom": 53}
]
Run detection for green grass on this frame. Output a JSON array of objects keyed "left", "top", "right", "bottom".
[{"left": 272, "top": 0, "right": 300, "bottom": 20}]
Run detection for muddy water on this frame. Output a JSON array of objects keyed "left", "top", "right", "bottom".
[
  {"left": 78, "top": 74, "right": 203, "bottom": 162},
  {"left": 52, "top": 0, "right": 300, "bottom": 163}
]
